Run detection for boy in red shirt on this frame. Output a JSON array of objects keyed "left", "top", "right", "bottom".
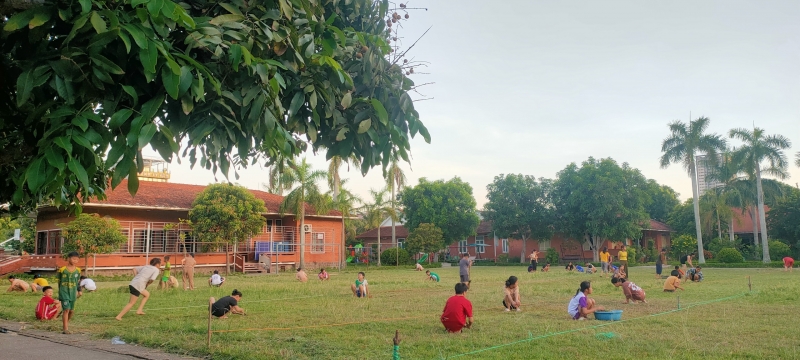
[
  {"left": 440, "top": 283, "right": 473, "bottom": 333},
  {"left": 36, "top": 286, "right": 61, "bottom": 320}
]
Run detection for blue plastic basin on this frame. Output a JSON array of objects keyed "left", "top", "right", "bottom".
[{"left": 594, "top": 310, "right": 623, "bottom": 321}]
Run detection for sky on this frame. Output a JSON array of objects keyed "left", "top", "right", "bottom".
[{"left": 155, "top": 0, "right": 800, "bottom": 208}]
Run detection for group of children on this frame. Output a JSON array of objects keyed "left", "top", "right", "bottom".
[{"left": 294, "top": 267, "right": 330, "bottom": 282}]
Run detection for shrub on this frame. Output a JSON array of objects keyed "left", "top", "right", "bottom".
[
  {"left": 769, "top": 240, "right": 791, "bottom": 261},
  {"left": 670, "top": 235, "right": 697, "bottom": 260},
  {"left": 545, "top": 248, "right": 560, "bottom": 265},
  {"left": 717, "top": 248, "right": 745, "bottom": 263},
  {"left": 706, "top": 238, "right": 729, "bottom": 255},
  {"left": 380, "top": 247, "right": 412, "bottom": 266},
  {"left": 627, "top": 247, "right": 637, "bottom": 264},
  {"left": 703, "top": 250, "right": 713, "bottom": 260}
]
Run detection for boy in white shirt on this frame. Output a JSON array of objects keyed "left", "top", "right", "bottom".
[
  {"left": 209, "top": 270, "right": 226, "bottom": 287},
  {"left": 79, "top": 276, "right": 97, "bottom": 292}
]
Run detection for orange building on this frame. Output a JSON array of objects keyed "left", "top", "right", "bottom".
[{"left": 3, "top": 180, "right": 344, "bottom": 275}]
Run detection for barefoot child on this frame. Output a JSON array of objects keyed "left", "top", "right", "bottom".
[
  {"left": 568, "top": 281, "right": 603, "bottom": 320},
  {"left": 296, "top": 268, "right": 308, "bottom": 282},
  {"left": 784, "top": 257, "right": 794, "bottom": 272},
  {"left": 502, "top": 276, "right": 521, "bottom": 312},
  {"left": 440, "top": 283, "right": 473, "bottom": 333},
  {"left": 318, "top": 268, "right": 329, "bottom": 280},
  {"left": 181, "top": 253, "right": 197, "bottom": 290},
  {"left": 611, "top": 277, "right": 646, "bottom": 304},
  {"left": 159, "top": 256, "right": 172, "bottom": 290},
  {"left": 415, "top": 263, "right": 424, "bottom": 271},
  {"left": 7, "top": 275, "right": 31, "bottom": 292},
  {"left": 79, "top": 276, "right": 96, "bottom": 292},
  {"left": 426, "top": 270, "right": 440, "bottom": 282},
  {"left": 35, "top": 286, "right": 61, "bottom": 320},
  {"left": 663, "top": 270, "right": 684, "bottom": 292},
  {"left": 600, "top": 247, "right": 611, "bottom": 277},
  {"left": 31, "top": 274, "right": 49, "bottom": 292},
  {"left": 542, "top": 263, "right": 550, "bottom": 272},
  {"left": 116, "top": 258, "right": 161, "bottom": 320},
  {"left": 211, "top": 289, "right": 246, "bottom": 318},
  {"left": 351, "top": 272, "right": 369, "bottom": 298},
  {"left": 208, "top": 270, "right": 225, "bottom": 287},
  {"left": 565, "top": 262, "right": 575, "bottom": 272},
  {"left": 58, "top": 251, "right": 82, "bottom": 334}
]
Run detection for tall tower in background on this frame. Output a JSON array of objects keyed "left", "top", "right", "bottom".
[
  {"left": 138, "top": 157, "right": 171, "bottom": 182},
  {"left": 695, "top": 154, "right": 722, "bottom": 196}
]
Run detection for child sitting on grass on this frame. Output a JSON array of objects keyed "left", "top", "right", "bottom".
[
  {"left": 318, "top": 268, "right": 329, "bottom": 280},
  {"left": 663, "top": 270, "right": 684, "bottom": 292},
  {"left": 502, "top": 276, "right": 521, "bottom": 312},
  {"left": 351, "top": 272, "right": 369, "bottom": 298},
  {"left": 31, "top": 274, "right": 49, "bottom": 292},
  {"left": 426, "top": 270, "right": 440, "bottom": 282},
  {"left": 687, "top": 266, "right": 703, "bottom": 282},
  {"left": 542, "top": 263, "right": 550, "bottom": 272},
  {"left": 584, "top": 263, "right": 597, "bottom": 274},
  {"left": 611, "top": 277, "right": 646, "bottom": 304},
  {"left": 209, "top": 270, "right": 225, "bottom": 287},
  {"left": 35, "top": 286, "right": 61, "bottom": 320},
  {"left": 440, "top": 283, "right": 473, "bottom": 333},
  {"left": 565, "top": 262, "right": 575, "bottom": 272},
  {"left": 568, "top": 280, "right": 603, "bottom": 320},
  {"left": 296, "top": 268, "right": 308, "bottom": 282}
]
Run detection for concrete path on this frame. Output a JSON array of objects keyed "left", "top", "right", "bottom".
[{"left": 0, "top": 320, "right": 201, "bottom": 360}]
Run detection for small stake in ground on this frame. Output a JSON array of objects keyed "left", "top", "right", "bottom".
[
  {"left": 207, "top": 297, "right": 214, "bottom": 348},
  {"left": 677, "top": 295, "right": 680, "bottom": 310},
  {"left": 748, "top": 276, "right": 752, "bottom": 292}
]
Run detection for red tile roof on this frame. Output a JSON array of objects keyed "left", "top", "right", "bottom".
[
  {"left": 645, "top": 219, "right": 673, "bottom": 232},
  {"left": 87, "top": 180, "right": 340, "bottom": 216},
  {"left": 356, "top": 225, "right": 409, "bottom": 240},
  {"left": 731, "top": 207, "right": 768, "bottom": 234}
]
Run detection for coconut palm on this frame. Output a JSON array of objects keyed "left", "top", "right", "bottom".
[
  {"left": 263, "top": 155, "right": 295, "bottom": 195},
  {"left": 362, "top": 188, "right": 396, "bottom": 266},
  {"left": 385, "top": 157, "right": 407, "bottom": 248},
  {"left": 660, "top": 117, "right": 727, "bottom": 263},
  {"left": 327, "top": 155, "right": 362, "bottom": 200},
  {"left": 280, "top": 158, "right": 330, "bottom": 268},
  {"left": 329, "top": 179, "right": 361, "bottom": 268},
  {"left": 705, "top": 152, "right": 747, "bottom": 242},
  {"left": 729, "top": 127, "right": 792, "bottom": 263}
]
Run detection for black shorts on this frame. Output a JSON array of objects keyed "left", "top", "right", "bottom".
[
  {"left": 460, "top": 274, "right": 470, "bottom": 283},
  {"left": 129, "top": 285, "right": 141, "bottom": 297},
  {"left": 531, "top": 260, "right": 538, "bottom": 270},
  {"left": 656, "top": 263, "right": 663, "bottom": 275},
  {"left": 211, "top": 307, "right": 229, "bottom": 317}
]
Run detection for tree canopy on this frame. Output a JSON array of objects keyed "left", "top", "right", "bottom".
[
  {"left": 405, "top": 223, "right": 443, "bottom": 261},
  {"left": 767, "top": 191, "right": 800, "bottom": 251},
  {"left": 400, "top": 177, "right": 479, "bottom": 245},
  {"left": 1, "top": 0, "right": 429, "bottom": 213},
  {"left": 61, "top": 212, "right": 127, "bottom": 273},
  {"left": 643, "top": 179, "right": 680, "bottom": 223}
]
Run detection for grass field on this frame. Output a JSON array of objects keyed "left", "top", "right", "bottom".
[{"left": 2, "top": 265, "right": 800, "bottom": 359}]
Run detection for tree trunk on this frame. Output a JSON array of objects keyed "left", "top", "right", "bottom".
[
  {"left": 690, "top": 163, "right": 706, "bottom": 263},
  {"left": 729, "top": 216, "right": 735, "bottom": 242},
  {"left": 751, "top": 207, "right": 759, "bottom": 246},
  {"left": 84, "top": 256, "right": 89, "bottom": 276},
  {"left": 392, "top": 182, "right": 397, "bottom": 267},
  {"left": 520, "top": 235, "right": 527, "bottom": 264},
  {"left": 341, "top": 216, "right": 346, "bottom": 270},
  {"left": 593, "top": 235, "right": 600, "bottom": 262},
  {"left": 716, "top": 210, "right": 722, "bottom": 240},
  {"left": 225, "top": 245, "right": 230, "bottom": 276},
  {"left": 377, "top": 226, "right": 381, "bottom": 266},
  {"left": 299, "top": 208, "right": 306, "bottom": 269},
  {"left": 756, "top": 166, "right": 770, "bottom": 263}
]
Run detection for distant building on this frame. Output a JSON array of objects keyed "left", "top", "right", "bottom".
[
  {"left": 138, "top": 157, "right": 171, "bottom": 182},
  {"left": 695, "top": 154, "right": 723, "bottom": 196}
]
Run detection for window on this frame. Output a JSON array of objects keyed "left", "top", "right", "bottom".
[
  {"left": 458, "top": 240, "right": 468, "bottom": 254},
  {"left": 47, "top": 231, "right": 62, "bottom": 254},
  {"left": 397, "top": 238, "right": 405, "bottom": 249},
  {"left": 502, "top": 238, "right": 509, "bottom": 253},
  {"left": 266, "top": 219, "right": 273, "bottom": 232},
  {"left": 475, "top": 236, "right": 485, "bottom": 254},
  {"left": 274, "top": 219, "right": 283, "bottom": 232},
  {"left": 311, "top": 233, "right": 325, "bottom": 253},
  {"left": 118, "top": 229, "right": 130, "bottom": 253},
  {"left": 36, "top": 231, "right": 47, "bottom": 255}
]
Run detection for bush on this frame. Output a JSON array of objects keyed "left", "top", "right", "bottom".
[
  {"left": 627, "top": 247, "right": 637, "bottom": 264},
  {"left": 380, "top": 247, "right": 412, "bottom": 266},
  {"left": 706, "top": 237, "right": 729, "bottom": 256},
  {"left": 769, "top": 240, "right": 792, "bottom": 260},
  {"left": 716, "top": 248, "right": 745, "bottom": 263},
  {"left": 703, "top": 250, "right": 713, "bottom": 260},
  {"left": 671, "top": 235, "right": 697, "bottom": 260},
  {"left": 545, "top": 248, "right": 560, "bottom": 265}
]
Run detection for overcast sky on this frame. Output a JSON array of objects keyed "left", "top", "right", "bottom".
[{"left": 155, "top": 0, "right": 800, "bottom": 208}]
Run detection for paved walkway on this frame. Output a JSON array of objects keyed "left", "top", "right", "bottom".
[{"left": 0, "top": 321, "right": 200, "bottom": 360}]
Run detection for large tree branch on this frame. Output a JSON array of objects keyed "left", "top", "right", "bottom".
[{"left": 0, "top": 0, "right": 44, "bottom": 17}]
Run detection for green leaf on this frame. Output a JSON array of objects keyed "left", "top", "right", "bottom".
[
  {"left": 67, "top": 157, "right": 90, "bottom": 191},
  {"left": 279, "top": 0, "right": 294, "bottom": 20},
  {"left": 230, "top": 44, "right": 242, "bottom": 70},
  {"left": 336, "top": 127, "right": 348, "bottom": 141},
  {"left": 79, "top": 0, "right": 92, "bottom": 14},
  {"left": 210, "top": 14, "right": 245, "bottom": 25},
  {"left": 162, "top": 67, "right": 180, "bottom": 99},
  {"left": 45, "top": 147, "right": 65, "bottom": 172},
  {"left": 178, "top": 66, "right": 193, "bottom": 96},
  {"left": 89, "top": 29, "right": 119, "bottom": 49},
  {"left": 131, "top": 0, "right": 149, "bottom": 7},
  {"left": 181, "top": 93, "right": 194, "bottom": 115},
  {"left": 122, "top": 24, "right": 147, "bottom": 50},
  {"left": 219, "top": 3, "right": 243, "bottom": 15},
  {"left": 54, "top": 137, "right": 73, "bottom": 155},
  {"left": 289, "top": 91, "right": 304, "bottom": 117},
  {"left": 139, "top": 42, "right": 157, "bottom": 75},
  {"left": 63, "top": 13, "right": 89, "bottom": 45},
  {"left": 28, "top": 9, "right": 52, "bottom": 29},
  {"left": 341, "top": 92, "right": 352, "bottom": 109},
  {"left": 15, "top": 68, "right": 33, "bottom": 107},
  {"left": 138, "top": 123, "right": 157, "bottom": 149},
  {"left": 357, "top": 118, "right": 372, "bottom": 134},
  {"left": 90, "top": 11, "right": 107, "bottom": 33},
  {"left": 3, "top": 9, "right": 36, "bottom": 32},
  {"left": 147, "top": 0, "right": 164, "bottom": 17},
  {"left": 118, "top": 30, "right": 132, "bottom": 53},
  {"left": 370, "top": 98, "right": 389, "bottom": 125},
  {"left": 105, "top": 140, "right": 125, "bottom": 168},
  {"left": 140, "top": 95, "right": 165, "bottom": 121},
  {"left": 108, "top": 109, "right": 133, "bottom": 129},
  {"left": 121, "top": 85, "right": 139, "bottom": 106},
  {"left": 128, "top": 166, "right": 140, "bottom": 196},
  {"left": 71, "top": 116, "right": 89, "bottom": 131},
  {"left": 91, "top": 54, "right": 125, "bottom": 74},
  {"left": 43, "top": 107, "right": 75, "bottom": 119},
  {"left": 55, "top": 76, "right": 75, "bottom": 104},
  {"left": 25, "top": 158, "right": 45, "bottom": 192},
  {"left": 249, "top": 93, "right": 265, "bottom": 123}
]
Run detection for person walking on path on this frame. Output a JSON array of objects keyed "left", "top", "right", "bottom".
[
  {"left": 57, "top": 252, "right": 82, "bottom": 334},
  {"left": 181, "top": 253, "right": 196, "bottom": 290}
]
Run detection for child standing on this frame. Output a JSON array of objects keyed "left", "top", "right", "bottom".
[
  {"left": 567, "top": 281, "right": 603, "bottom": 320},
  {"left": 611, "top": 277, "right": 646, "bottom": 304},
  {"left": 502, "top": 276, "right": 521, "bottom": 312},
  {"left": 426, "top": 270, "right": 440, "bottom": 282},
  {"left": 35, "top": 286, "right": 61, "bottom": 320},
  {"left": 617, "top": 245, "right": 628, "bottom": 275},
  {"left": 655, "top": 248, "right": 666, "bottom": 279},
  {"left": 351, "top": 272, "right": 369, "bottom": 298},
  {"left": 440, "top": 283, "right": 473, "bottom": 333},
  {"left": 600, "top": 247, "right": 611, "bottom": 277},
  {"left": 57, "top": 251, "right": 82, "bottom": 334},
  {"left": 159, "top": 255, "right": 172, "bottom": 290}
]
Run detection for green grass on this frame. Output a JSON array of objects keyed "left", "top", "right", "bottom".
[{"left": 2, "top": 266, "right": 800, "bottom": 359}]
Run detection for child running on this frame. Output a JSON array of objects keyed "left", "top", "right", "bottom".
[
  {"left": 611, "top": 277, "right": 647, "bottom": 304},
  {"left": 351, "top": 272, "right": 369, "bottom": 298},
  {"left": 440, "top": 283, "right": 473, "bottom": 333},
  {"left": 567, "top": 281, "right": 603, "bottom": 320},
  {"left": 502, "top": 276, "right": 521, "bottom": 312},
  {"left": 318, "top": 268, "right": 329, "bottom": 280},
  {"left": 57, "top": 251, "right": 82, "bottom": 334},
  {"left": 116, "top": 258, "right": 161, "bottom": 320},
  {"left": 663, "top": 270, "right": 684, "bottom": 292},
  {"left": 211, "top": 289, "right": 246, "bottom": 318},
  {"left": 35, "top": 286, "right": 61, "bottom": 320},
  {"left": 426, "top": 270, "right": 440, "bottom": 282}
]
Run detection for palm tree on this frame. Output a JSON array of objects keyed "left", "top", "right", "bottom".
[
  {"left": 263, "top": 155, "right": 295, "bottom": 195},
  {"left": 280, "top": 158, "right": 330, "bottom": 269},
  {"left": 329, "top": 178, "right": 361, "bottom": 268},
  {"left": 362, "top": 188, "right": 395, "bottom": 266},
  {"left": 796, "top": 152, "right": 800, "bottom": 167},
  {"left": 729, "top": 127, "right": 792, "bottom": 263},
  {"left": 705, "top": 152, "right": 747, "bottom": 242},
  {"left": 660, "top": 117, "right": 727, "bottom": 263},
  {"left": 327, "top": 155, "right": 362, "bottom": 267},
  {"left": 385, "top": 157, "right": 407, "bottom": 249}
]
